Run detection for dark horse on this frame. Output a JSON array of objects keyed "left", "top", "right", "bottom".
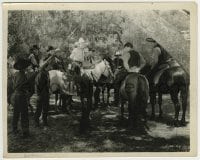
[
  {"left": 71, "top": 57, "right": 113, "bottom": 133},
  {"left": 119, "top": 72, "right": 149, "bottom": 128},
  {"left": 141, "top": 58, "right": 189, "bottom": 125}
]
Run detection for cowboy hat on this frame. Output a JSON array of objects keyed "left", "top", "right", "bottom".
[
  {"left": 114, "top": 51, "right": 122, "bottom": 56},
  {"left": 47, "top": 46, "right": 55, "bottom": 52},
  {"left": 32, "top": 45, "right": 40, "bottom": 50},
  {"left": 78, "top": 37, "right": 85, "bottom": 43},
  {"left": 13, "top": 58, "right": 31, "bottom": 70},
  {"left": 146, "top": 38, "right": 156, "bottom": 43}
]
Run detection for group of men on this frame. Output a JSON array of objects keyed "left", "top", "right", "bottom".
[{"left": 10, "top": 36, "right": 170, "bottom": 138}]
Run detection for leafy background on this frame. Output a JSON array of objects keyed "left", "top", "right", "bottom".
[{"left": 8, "top": 10, "right": 190, "bottom": 72}]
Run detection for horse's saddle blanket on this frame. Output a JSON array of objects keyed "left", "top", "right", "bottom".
[
  {"left": 153, "top": 59, "right": 180, "bottom": 85},
  {"left": 82, "top": 61, "right": 95, "bottom": 69}
]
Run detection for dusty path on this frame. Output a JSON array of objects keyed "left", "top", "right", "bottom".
[{"left": 7, "top": 94, "right": 190, "bottom": 152}]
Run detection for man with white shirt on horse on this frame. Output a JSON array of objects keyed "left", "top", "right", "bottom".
[{"left": 114, "top": 42, "right": 146, "bottom": 106}]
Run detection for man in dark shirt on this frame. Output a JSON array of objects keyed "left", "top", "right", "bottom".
[
  {"left": 146, "top": 38, "right": 172, "bottom": 85},
  {"left": 12, "top": 58, "right": 31, "bottom": 138}
]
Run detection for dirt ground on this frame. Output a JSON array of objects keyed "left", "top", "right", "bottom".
[{"left": 7, "top": 92, "right": 190, "bottom": 152}]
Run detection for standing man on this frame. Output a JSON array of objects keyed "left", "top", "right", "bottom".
[
  {"left": 34, "top": 64, "right": 51, "bottom": 127},
  {"left": 28, "top": 45, "right": 40, "bottom": 71},
  {"left": 12, "top": 57, "right": 31, "bottom": 138}
]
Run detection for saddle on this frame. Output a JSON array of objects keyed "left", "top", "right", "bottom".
[
  {"left": 82, "top": 61, "right": 95, "bottom": 69},
  {"left": 153, "top": 58, "right": 180, "bottom": 85}
]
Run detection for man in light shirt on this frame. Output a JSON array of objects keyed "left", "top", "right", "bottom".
[
  {"left": 113, "top": 42, "right": 146, "bottom": 106},
  {"left": 69, "top": 38, "right": 88, "bottom": 66}
]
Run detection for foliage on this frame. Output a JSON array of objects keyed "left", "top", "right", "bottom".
[{"left": 8, "top": 10, "right": 190, "bottom": 72}]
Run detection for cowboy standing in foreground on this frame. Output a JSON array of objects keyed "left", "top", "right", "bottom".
[{"left": 12, "top": 57, "right": 31, "bottom": 138}]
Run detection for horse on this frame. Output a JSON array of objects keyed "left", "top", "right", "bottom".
[
  {"left": 71, "top": 57, "right": 113, "bottom": 133},
  {"left": 48, "top": 69, "right": 76, "bottom": 112},
  {"left": 119, "top": 72, "right": 149, "bottom": 129},
  {"left": 140, "top": 58, "right": 189, "bottom": 126},
  {"left": 93, "top": 56, "right": 115, "bottom": 107}
]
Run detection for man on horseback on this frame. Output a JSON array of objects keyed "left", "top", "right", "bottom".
[
  {"left": 146, "top": 38, "right": 172, "bottom": 86},
  {"left": 69, "top": 38, "right": 88, "bottom": 67},
  {"left": 114, "top": 42, "right": 146, "bottom": 106}
]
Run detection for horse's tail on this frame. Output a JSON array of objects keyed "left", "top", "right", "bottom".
[{"left": 137, "top": 75, "right": 149, "bottom": 108}]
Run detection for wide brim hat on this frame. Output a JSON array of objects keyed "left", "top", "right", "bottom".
[
  {"left": 13, "top": 58, "right": 31, "bottom": 70},
  {"left": 32, "top": 45, "right": 40, "bottom": 50},
  {"left": 146, "top": 38, "right": 156, "bottom": 43},
  {"left": 77, "top": 38, "right": 89, "bottom": 48},
  {"left": 47, "top": 46, "right": 55, "bottom": 52},
  {"left": 114, "top": 51, "right": 122, "bottom": 56}
]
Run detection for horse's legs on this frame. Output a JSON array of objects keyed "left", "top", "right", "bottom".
[
  {"left": 80, "top": 96, "right": 86, "bottom": 133},
  {"left": 150, "top": 91, "right": 156, "bottom": 119},
  {"left": 54, "top": 93, "right": 59, "bottom": 112},
  {"left": 158, "top": 92, "right": 163, "bottom": 118},
  {"left": 107, "top": 85, "right": 111, "bottom": 106},
  {"left": 120, "top": 101, "right": 125, "bottom": 119},
  {"left": 180, "top": 86, "right": 188, "bottom": 124},
  {"left": 86, "top": 96, "right": 92, "bottom": 126},
  {"left": 55, "top": 93, "right": 58, "bottom": 106},
  {"left": 102, "top": 85, "right": 105, "bottom": 105},
  {"left": 94, "top": 87, "right": 100, "bottom": 109},
  {"left": 170, "top": 89, "right": 180, "bottom": 123}
]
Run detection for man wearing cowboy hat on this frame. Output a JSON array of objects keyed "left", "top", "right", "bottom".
[
  {"left": 69, "top": 37, "right": 89, "bottom": 66},
  {"left": 146, "top": 38, "right": 172, "bottom": 85},
  {"left": 28, "top": 45, "right": 40, "bottom": 71},
  {"left": 12, "top": 57, "right": 32, "bottom": 138},
  {"left": 44, "top": 46, "right": 55, "bottom": 61}
]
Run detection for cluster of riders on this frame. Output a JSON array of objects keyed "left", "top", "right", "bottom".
[{"left": 8, "top": 37, "right": 189, "bottom": 137}]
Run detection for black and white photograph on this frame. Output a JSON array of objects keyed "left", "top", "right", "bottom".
[{"left": 2, "top": 2, "right": 197, "bottom": 157}]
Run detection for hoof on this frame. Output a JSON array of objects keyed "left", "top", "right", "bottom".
[
  {"left": 173, "top": 120, "right": 179, "bottom": 127},
  {"left": 158, "top": 114, "right": 163, "bottom": 118},
  {"left": 180, "top": 119, "right": 186, "bottom": 126},
  {"left": 120, "top": 116, "right": 125, "bottom": 121},
  {"left": 150, "top": 115, "right": 155, "bottom": 120}
]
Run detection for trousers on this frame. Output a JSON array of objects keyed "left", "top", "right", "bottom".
[{"left": 12, "top": 93, "right": 29, "bottom": 134}]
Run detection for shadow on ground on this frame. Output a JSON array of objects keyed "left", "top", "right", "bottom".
[{"left": 7, "top": 94, "right": 190, "bottom": 152}]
